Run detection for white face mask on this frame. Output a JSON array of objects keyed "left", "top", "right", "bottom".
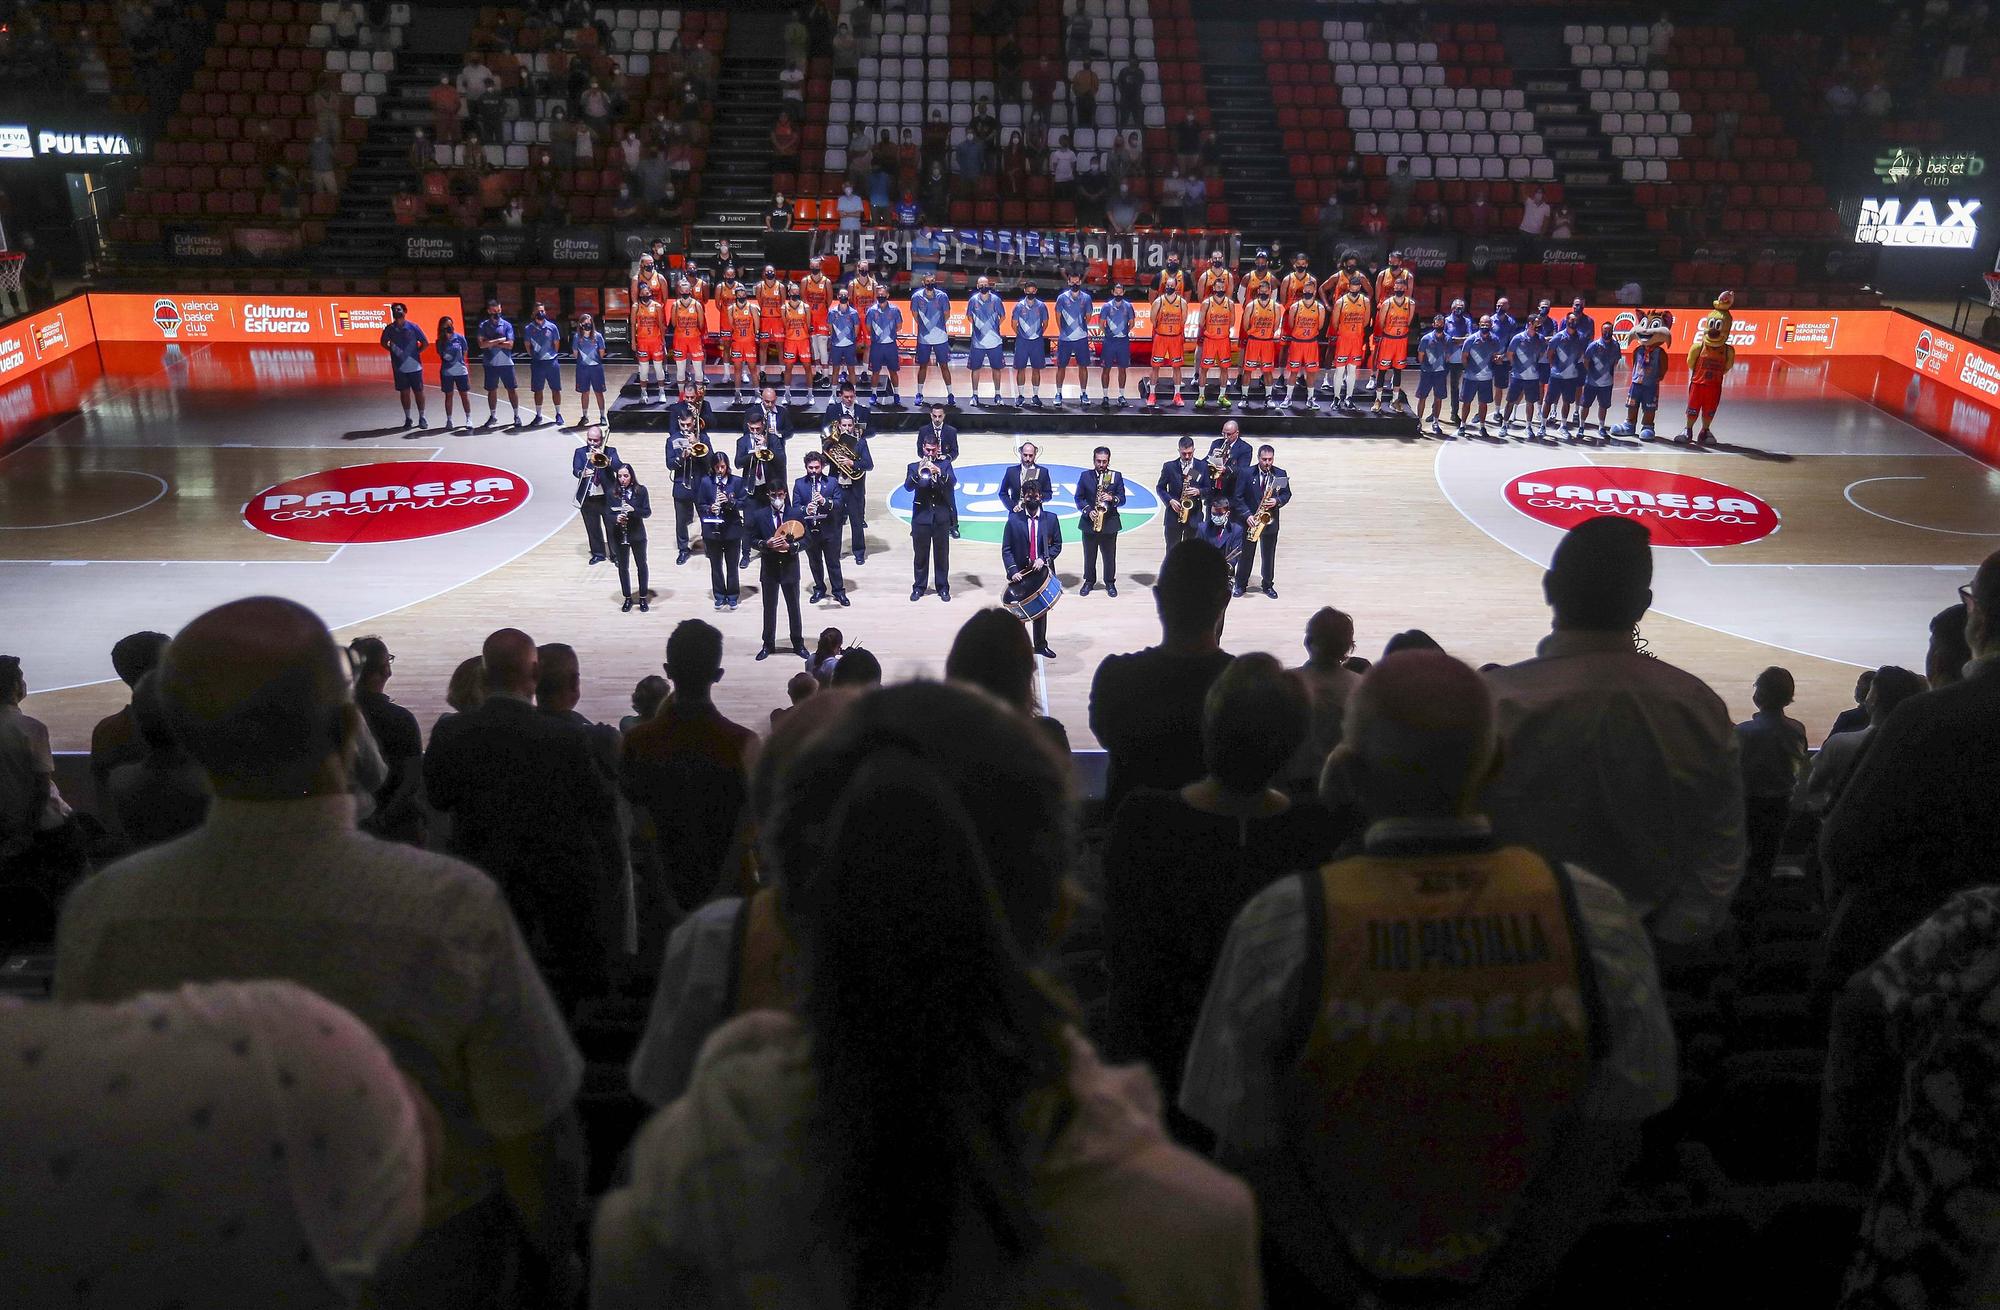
[{"left": 1210, "top": 510, "right": 1229, "bottom": 526}]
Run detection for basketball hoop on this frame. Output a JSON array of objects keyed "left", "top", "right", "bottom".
[
  {"left": 1985, "top": 269, "right": 2000, "bottom": 310},
  {"left": 0, "top": 252, "right": 23, "bottom": 302}
]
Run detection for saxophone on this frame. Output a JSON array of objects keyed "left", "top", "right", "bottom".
[
  {"left": 1172, "top": 462, "right": 1200, "bottom": 523},
  {"left": 1089, "top": 470, "right": 1117, "bottom": 533},
  {"left": 1246, "top": 475, "right": 1282, "bottom": 544}
]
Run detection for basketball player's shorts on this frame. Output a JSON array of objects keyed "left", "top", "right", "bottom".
[
  {"left": 784, "top": 335, "right": 811, "bottom": 364},
  {"left": 1197, "top": 337, "right": 1232, "bottom": 367},
  {"left": 1285, "top": 340, "right": 1320, "bottom": 370},
  {"left": 665, "top": 334, "right": 696, "bottom": 363},
  {"left": 1416, "top": 369, "right": 1448, "bottom": 400},
  {"left": 1333, "top": 331, "right": 1367, "bottom": 365},
  {"left": 1374, "top": 335, "right": 1409, "bottom": 369},
  {"left": 730, "top": 335, "right": 757, "bottom": 364},
  {"left": 1687, "top": 377, "right": 1723, "bottom": 415},
  {"left": 530, "top": 359, "right": 561, "bottom": 391},
  {"left": 1242, "top": 339, "right": 1279, "bottom": 368}
]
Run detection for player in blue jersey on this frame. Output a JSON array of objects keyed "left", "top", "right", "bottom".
[
  {"left": 1489, "top": 296, "right": 1521, "bottom": 397},
  {"left": 1440, "top": 297, "right": 1475, "bottom": 424},
  {"left": 523, "top": 302, "right": 564, "bottom": 427},
  {"left": 1458, "top": 315, "right": 1501, "bottom": 433},
  {"left": 571, "top": 312, "right": 608, "bottom": 427},
  {"left": 1580, "top": 321, "right": 1622, "bottom": 438},
  {"left": 864, "top": 287, "right": 904, "bottom": 404},
  {"left": 434, "top": 314, "right": 469, "bottom": 428},
  {"left": 964, "top": 276, "right": 1006, "bottom": 406},
  {"left": 1414, "top": 314, "right": 1452, "bottom": 438},
  {"left": 1010, "top": 281, "right": 1050, "bottom": 406},
  {"left": 1540, "top": 319, "right": 1588, "bottom": 440},
  {"left": 475, "top": 299, "right": 522, "bottom": 428},
  {"left": 825, "top": 287, "right": 862, "bottom": 390},
  {"left": 1097, "top": 281, "right": 1135, "bottom": 407},
  {"left": 909, "top": 270, "right": 955, "bottom": 407},
  {"left": 1054, "top": 270, "right": 1095, "bottom": 405},
  {"left": 379, "top": 301, "right": 429, "bottom": 429},
  {"left": 1498, "top": 323, "right": 1546, "bottom": 435}
]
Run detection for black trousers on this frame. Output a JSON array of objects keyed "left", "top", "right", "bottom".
[
  {"left": 844, "top": 476, "right": 867, "bottom": 555},
  {"left": 706, "top": 536, "right": 740, "bottom": 598},
  {"left": 912, "top": 523, "right": 950, "bottom": 588},
  {"left": 1235, "top": 524, "right": 1278, "bottom": 589},
  {"left": 1083, "top": 529, "right": 1118, "bottom": 585},
  {"left": 804, "top": 527, "right": 845, "bottom": 595},
  {"left": 1028, "top": 613, "right": 1048, "bottom": 648},
  {"left": 1447, "top": 361, "right": 1464, "bottom": 415},
  {"left": 580, "top": 495, "right": 609, "bottom": 556},
  {"left": 612, "top": 534, "right": 649, "bottom": 597},
  {"left": 673, "top": 495, "right": 694, "bottom": 550},
  {"left": 1163, "top": 512, "right": 1192, "bottom": 558},
  {"left": 759, "top": 553, "right": 803, "bottom": 649}
]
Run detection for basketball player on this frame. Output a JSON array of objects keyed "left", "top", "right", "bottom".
[
  {"left": 571, "top": 312, "right": 607, "bottom": 427},
  {"left": 1280, "top": 278, "right": 1325, "bottom": 409},
  {"left": 846, "top": 258, "right": 882, "bottom": 367},
  {"left": 755, "top": 264, "right": 786, "bottom": 386},
  {"left": 1192, "top": 283, "right": 1236, "bottom": 410},
  {"left": 910, "top": 269, "right": 955, "bottom": 406},
  {"left": 1197, "top": 250, "right": 1236, "bottom": 400},
  {"left": 1375, "top": 250, "right": 1414, "bottom": 303},
  {"left": 1681, "top": 319, "right": 1733, "bottom": 446},
  {"left": 800, "top": 262, "right": 834, "bottom": 389},
  {"left": 1147, "top": 280, "right": 1190, "bottom": 407},
  {"left": 965, "top": 276, "right": 1006, "bottom": 406},
  {"left": 725, "top": 285, "right": 760, "bottom": 398},
  {"left": 1415, "top": 313, "right": 1452, "bottom": 437},
  {"left": 1279, "top": 252, "right": 1315, "bottom": 308},
  {"left": 1097, "top": 281, "right": 1135, "bottom": 406},
  {"left": 1369, "top": 278, "right": 1416, "bottom": 413},
  {"left": 864, "top": 285, "right": 904, "bottom": 404},
  {"left": 1238, "top": 280, "right": 1283, "bottom": 409},
  {"left": 669, "top": 279, "right": 705, "bottom": 393},
  {"left": 1238, "top": 247, "right": 1277, "bottom": 306},
  {"left": 475, "top": 298, "right": 522, "bottom": 428},
  {"left": 631, "top": 252, "right": 667, "bottom": 308},
  {"left": 1197, "top": 249, "right": 1235, "bottom": 303},
  {"left": 1580, "top": 321, "right": 1622, "bottom": 437},
  {"left": 1328, "top": 276, "right": 1373, "bottom": 409},
  {"left": 1010, "top": 281, "right": 1050, "bottom": 406},
  {"left": 1458, "top": 314, "right": 1501, "bottom": 434},
  {"left": 825, "top": 286, "right": 861, "bottom": 390},
  {"left": 779, "top": 283, "right": 813, "bottom": 398},
  {"left": 1155, "top": 250, "right": 1192, "bottom": 301},
  {"left": 524, "top": 301, "right": 563, "bottom": 426},
  {"left": 1540, "top": 316, "right": 1589, "bottom": 440}
]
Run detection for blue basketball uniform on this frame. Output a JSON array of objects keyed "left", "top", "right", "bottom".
[
  {"left": 525, "top": 317, "right": 562, "bottom": 391},
  {"left": 911, "top": 288, "right": 952, "bottom": 365},
  {"left": 478, "top": 316, "right": 516, "bottom": 389},
  {"left": 967, "top": 292, "right": 1005, "bottom": 370},
  {"left": 1099, "top": 297, "right": 1134, "bottom": 367}
]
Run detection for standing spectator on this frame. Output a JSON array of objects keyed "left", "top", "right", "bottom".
[
  {"left": 1819, "top": 554, "right": 2000, "bottom": 993},
  {"left": 970, "top": 96, "right": 1000, "bottom": 157},
  {"left": 1030, "top": 53, "right": 1061, "bottom": 117},
  {"left": 308, "top": 131, "right": 337, "bottom": 195},
  {"left": 1049, "top": 133, "right": 1078, "bottom": 199},
  {"left": 456, "top": 53, "right": 495, "bottom": 101},
  {"left": 1109, "top": 129, "right": 1143, "bottom": 182},
  {"left": 1360, "top": 202, "right": 1387, "bottom": 235},
  {"left": 1089, "top": 539, "right": 1236, "bottom": 814},
  {"left": 407, "top": 126, "right": 434, "bottom": 173},
  {"left": 953, "top": 129, "right": 985, "bottom": 182},
  {"left": 53, "top": 599, "right": 589, "bottom": 1309},
  {"left": 782, "top": 6, "right": 809, "bottom": 67},
  {"left": 1076, "top": 154, "right": 1110, "bottom": 225},
  {"left": 1000, "top": 130, "right": 1029, "bottom": 197},
  {"left": 348, "top": 636, "right": 423, "bottom": 846},
  {"left": 920, "top": 158, "right": 950, "bottom": 220},
  {"left": 1386, "top": 157, "right": 1415, "bottom": 216},
  {"left": 1466, "top": 186, "right": 1495, "bottom": 234},
  {"left": 1485, "top": 518, "right": 1744, "bottom": 947},
  {"left": 313, "top": 74, "right": 345, "bottom": 141},
  {"left": 332, "top": 0, "right": 361, "bottom": 47},
  {"left": 1519, "top": 185, "right": 1551, "bottom": 236},
  {"left": 1550, "top": 204, "right": 1576, "bottom": 239},
  {"left": 1071, "top": 60, "right": 1101, "bottom": 127},
  {"left": 831, "top": 21, "right": 857, "bottom": 77},
  {"left": 1423, "top": 198, "right": 1448, "bottom": 232},
  {"left": 1796, "top": 666, "right": 1924, "bottom": 819},
  {"left": 1174, "top": 108, "right": 1202, "bottom": 172},
  {"left": 423, "top": 627, "right": 624, "bottom": 1008},
  {"left": 835, "top": 180, "right": 864, "bottom": 230},
  {"left": 1289, "top": 606, "right": 1362, "bottom": 782},
  {"left": 945, "top": 607, "right": 1071, "bottom": 750},
  {"left": 765, "top": 189, "right": 794, "bottom": 230},
  {"left": 1648, "top": 10, "right": 1674, "bottom": 62},
  {"left": 996, "top": 32, "right": 1023, "bottom": 102},
  {"left": 778, "top": 59, "right": 805, "bottom": 119},
  {"left": 1182, "top": 169, "right": 1208, "bottom": 222},
  {"left": 1067, "top": 5, "right": 1093, "bottom": 58},
  {"left": 1182, "top": 652, "right": 1675, "bottom": 1309},
  {"left": 1105, "top": 179, "right": 1140, "bottom": 233},
  {"left": 1115, "top": 60, "right": 1146, "bottom": 130},
  {"left": 621, "top": 620, "right": 758, "bottom": 915},
  {"left": 1104, "top": 654, "right": 1339, "bottom": 1114},
  {"left": 1735, "top": 666, "right": 1807, "bottom": 889},
  {"left": 88, "top": 629, "right": 170, "bottom": 802},
  {"left": 617, "top": 125, "right": 643, "bottom": 170},
  {"left": 1160, "top": 166, "right": 1188, "bottom": 226},
  {"left": 1826, "top": 669, "right": 1875, "bottom": 741},
  {"left": 921, "top": 108, "right": 949, "bottom": 172},
  {"left": 581, "top": 79, "right": 611, "bottom": 135}
]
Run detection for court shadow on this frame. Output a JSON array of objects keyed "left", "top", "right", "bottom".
[
  {"left": 1704, "top": 441, "right": 1795, "bottom": 463},
  {"left": 341, "top": 424, "right": 413, "bottom": 441},
  {"left": 1464, "top": 429, "right": 1511, "bottom": 446},
  {"left": 1128, "top": 572, "right": 1158, "bottom": 587},
  {"left": 1599, "top": 434, "right": 1645, "bottom": 450}
]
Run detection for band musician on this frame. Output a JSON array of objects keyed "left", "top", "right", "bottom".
[
  {"left": 665, "top": 381, "right": 715, "bottom": 564},
  {"left": 816, "top": 407, "right": 874, "bottom": 566},
  {"left": 918, "top": 401, "right": 961, "bottom": 537},
  {"left": 1156, "top": 435, "right": 1202, "bottom": 555},
  {"left": 1002, "top": 482, "right": 1061, "bottom": 660},
  {"left": 1191, "top": 490, "right": 1246, "bottom": 585},
  {"left": 746, "top": 481, "right": 808, "bottom": 661},
  {"left": 905, "top": 432, "right": 955, "bottom": 603},
  {"left": 696, "top": 451, "right": 748, "bottom": 612},
  {"left": 1000, "top": 440, "right": 1054, "bottom": 511},
  {"left": 1232, "top": 444, "right": 1291, "bottom": 599},
  {"left": 735, "top": 411, "right": 786, "bottom": 566},
  {"left": 793, "top": 449, "right": 850, "bottom": 607},
  {"left": 571, "top": 425, "right": 622, "bottom": 566},
  {"left": 1208, "top": 420, "right": 1254, "bottom": 485},
  {"left": 1075, "top": 446, "right": 1125, "bottom": 598}
]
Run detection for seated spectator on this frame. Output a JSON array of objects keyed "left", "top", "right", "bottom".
[
  {"left": 104, "top": 670, "right": 209, "bottom": 852},
  {"left": 769, "top": 114, "right": 799, "bottom": 168},
  {"left": 617, "top": 125, "right": 642, "bottom": 171},
  {"left": 828, "top": 647, "right": 882, "bottom": 689},
  {"left": 1382, "top": 628, "right": 1443, "bottom": 659},
  {"left": 621, "top": 674, "right": 669, "bottom": 734},
  {"left": 1819, "top": 553, "right": 2000, "bottom": 994},
  {"left": 1182, "top": 170, "right": 1208, "bottom": 218},
  {"left": 1076, "top": 155, "right": 1110, "bottom": 225},
  {"left": 89, "top": 629, "right": 170, "bottom": 802},
  {"left": 1550, "top": 204, "right": 1576, "bottom": 239},
  {"left": 1423, "top": 199, "right": 1448, "bottom": 232},
  {"left": 55, "top": 599, "right": 588, "bottom": 1307},
  {"left": 1797, "top": 665, "right": 1924, "bottom": 819},
  {"left": 1926, "top": 600, "right": 1972, "bottom": 686},
  {"left": 1090, "top": 539, "right": 1236, "bottom": 813},
  {"left": 1615, "top": 278, "right": 1644, "bottom": 305},
  {"left": 608, "top": 184, "right": 639, "bottom": 223},
  {"left": 945, "top": 606, "right": 1070, "bottom": 750},
  {"left": 808, "top": 626, "right": 844, "bottom": 684},
  {"left": 1049, "top": 133, "right": 1078, "bottom": 199},
  {"left": 1827, "top": 669, "right": 1874, "bottom": 741},
  {"left": 1735, "top": 665, "right": 1807, "bottom": 887},
  {"left": 770, "top": 670, "right": 817, "bottom": 730},
  {"left": 1361, "top": 203, "right": 1388, "bottom": 235},
  {"left": 922, "top": 108, "right": 950, "bottom": 171},
  {"left": 1106, "top": 179, "right": 1140, "bottom": 234},
  {"left": 1466, "top": 186, "right": 1495, "bottom": 234},
  {"left": 1161, "top": 167, "right": 1188, "bottom": 226},
  {"left": 391, "top": 185, "right": 421, "bottom": 226},
  {"left": 1, "top": 979, "right": 426, "bottom": 1308},
  {"left": 348, "top": 636, "right": 423, "bottom": 846},
  {"left": 1105, "top": 654, "right": 1339, "bottom": 1113},
  {"left": 599, "top": 683, "right": 1261, "bottom": 1308},
  {"left": 621, "top": 621, "right": 758, "bottom": 915},
  {"left": 0, "top": 654, "right": 84, "bottom": 936},
  {"left": 1485, "top": 518, "right": 1744, "bottom": 945},
  {"left": 1182, "top": 651, "right": 1675, "bottom": 1307}
]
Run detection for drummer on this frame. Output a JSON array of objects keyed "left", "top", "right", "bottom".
[{"left": 1001, "top": 479, "right": 1062, "bottom": 660}]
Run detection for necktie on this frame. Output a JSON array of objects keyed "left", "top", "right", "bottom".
[{"left": 1030, "top": 515, "right": 1038, "bottom": 564}]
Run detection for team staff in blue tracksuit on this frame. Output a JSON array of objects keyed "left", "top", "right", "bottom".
[
  {"left": 380, "top": 301, "right": 428, "bottom": 428},
  {"left": 1415, "top": 315, "right": 1452, "bottom": 437},
  {"left": 1581, "top": 323, "right": 1622, "bottom": 435},
  {"left": 1010, "top": 282, "right": 1050, "bottom": 406},
  {"left": 965, "top": 277, "right": 1006, "bottom": 406},
  {"left": 524, "top": 302, "right": 563, "bottom": 427},
  {"left": 910, "top": 271, "right": 955, "bottom": 407},
  {"left": 572, "top": 313, "right": 608, "bottom": 427},
  {"left": 1440, "top": 298, "right": 1475, "bottom": 424},
  {"left": 1097, "top": 282, "right": 1135, "bottom": 407},
  {"left": 1054, "top": 271, "right": 1095, "bottom": 404},
  {"left": 1458, "top": 316, "right": 1502, "bottom": 431}
]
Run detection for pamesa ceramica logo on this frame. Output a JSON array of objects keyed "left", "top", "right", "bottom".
[{"left": 889, "top": 462, "right": 1161, "bottom": 544}]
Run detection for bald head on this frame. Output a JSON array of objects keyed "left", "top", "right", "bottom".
[
  {"left": 482, "top": 628, "right": 538, "bottom": 697},
  {"left": 160, "top": 597, "right": 352, "bottom": 797},
  {"left": 1332, "top": 651, "right": 1497, "bottom": 819}
]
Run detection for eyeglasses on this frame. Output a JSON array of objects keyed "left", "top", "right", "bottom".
[{"left": 1962, "top": 584, "right": 1975, "bottom": 606}]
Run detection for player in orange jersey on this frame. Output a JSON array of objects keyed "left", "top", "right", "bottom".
[
  {"left": 631, "top": 252, "right": 667, "bottom": 309},
  {"left": 1375, "top": 250, "right": 1414, "bottom": 304},
  {"left": 1192, "top": 289, "right": 1237, "bottom": 410},
  {"left": 1155, "top": 250, "right": 1193, "bottom": 301},
  {"left": 845, "top": 258, "right": 881, "bottom": 357},
  {"left": 799, "top": 266, "right": 833, "bottom": 389},
  {"left": 631, "top": 281, "right": 668, "bottom": 400},
  {"left": 1237, "top": 280, "right": 1284, "bottom": 409},
  {"left": 1279, "top": 252, "right": 1316, "bottom": 308},
  {"left": 670, "top": 280, "right": 708, "bottom": 391},
  {"left": 779, "top": 282, "right": 814, "bottom": 399},
  {"left": 1196, "top": 249, "right": 1235, "bottom": 303},
  {"left": 1281, "top": 280, "right": 1327, "bottom": 409},
  {"left": 754, "top": 263, "right": 786, "bottom": 385},
  {"left": 1370, "top": 278, "right": 1418, "bottom": 414},
  {"left": 1146, "top": 284, "right": 1190, "bottom": 408},
  {"left": 724, "top": 285, "right": 760, "bottom": 398},
  {"left": 1237, "top": 247, "right": 1278, "bottom": 305},
  {"left": 1328, "top": 275, "right": 1375, "bottom": 409}
]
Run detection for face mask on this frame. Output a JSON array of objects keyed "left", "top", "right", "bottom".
[{"left": 1210, "top": 511, "right": 1229, "bottom": 526}]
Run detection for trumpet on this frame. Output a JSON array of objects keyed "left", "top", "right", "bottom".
[
  {"left": 917, "top": 456, "right": 941, "bottom": 484},
  {"left": 751, "top": 445, "right": 775, "bottom": 464}
]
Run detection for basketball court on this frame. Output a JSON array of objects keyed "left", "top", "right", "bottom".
[{"left": 4, "top": 302, "right": 1997, "bottom": 758}]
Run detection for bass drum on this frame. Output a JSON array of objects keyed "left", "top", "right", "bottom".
[{"left": 1004, "top": 567, "right": 1063, "bottom": 622}]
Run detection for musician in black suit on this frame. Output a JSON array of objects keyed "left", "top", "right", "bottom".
[
  {"left": 735, "top": 412, "right": 785, "bottom": 567},
  {"left": 1191, "top": 490, "right": 1246, "bottom": 585},
  {"left": 751, "top": 384, "right": 795, "bottom": 467},
  {"left": 905, "top": 430, "right": 955, "bottom": 602},
  {"left": 695, "top": 451, "right": 748, "bottom": 611},
  {"left": 792, "top": 449, "right": 848, "bottom": 606},
  {"left": 571, "top": 426, "right": 621, "bottom": 565},
  {"left": 744, "top": 481, "right": 808, "bottom": 661},
  {"left": 821, "top": 379, "right": 872, "bottom": 436},
  {"left": 1000, "top": 440, "right": 1054, "bottom": 511},
  {"left": 914, "top": 402, "right": 962, "bottom": 538},
  {"left": 1075, "top": 445, "right": 1127, "bottom": 598},
  {"left": 821, "top": 413, "right": 874, "bottom": 565},
  {"left": 1207, "top": 419, "right": 1254, "bottom": 486},
  {"left": 665, "top": 381, "right": 714, "bottom": 564},
  {"left": 607, "top": 463, "right": 652, "bottom": 612},
  {"left": 1001, "top": 482, "right": 1062, "bottom": 659},
  {"left": 1231, "top": 443, "right": 1292, "bottom": 599},
  {"left": 1156, "top": 435, "right": 1201, "bottom": 555}
]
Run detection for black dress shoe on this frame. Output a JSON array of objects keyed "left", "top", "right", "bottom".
[
  {"left": 1262, "top": 585, "right": 1278, "bottom": 599},
  {"left": 1231, "top": 585, "right": 1245, "bottom": 598},
  {"left": 792, "top": 644, "right": 810, "bottom": 658},
  {"left": 853, "top": 552, "right": 866, "bottom": 565},
  {"left": 639, "top": 597, "right": 650, "bottom": 612},
  {"left": 589, "top": 553, "right": 606, "bottom": 565},
  {"left": 1080, "top": 581, "right": 1094, "bottom": 597},
  {"left": 808, "top": 587, "right": 827, "bottom": 603},
  {"left": 676, "top": 549, "right": 690, "bottom": 565},
  {"left": 1033, "top": 645, "right": 1057, "bottom": 660},
  {"left": 621, "top": 597, "right": 634, "bottom": 612},
  {"left": 835, "top": 592, "right": 851, "bottom": 606},
  {"left": 910, "top": 586, "right": 925, "bottom": 601},
  {"left": 937, "top": 588, "right": 951, "bottom": 601},
  {"left": 1106, "top": 583, "right": 1117, "bottom": 597},
  {"left": 755, "top": 647, "right": 773, "bottom": 661}
]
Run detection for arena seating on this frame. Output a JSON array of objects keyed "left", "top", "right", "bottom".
[{"left": 33, "top": 2, "right": 155, "bottom": 114}]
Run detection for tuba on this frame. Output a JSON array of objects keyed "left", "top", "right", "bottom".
[{"left": 821, "top": 420, "right": 861, "bottom": 484}]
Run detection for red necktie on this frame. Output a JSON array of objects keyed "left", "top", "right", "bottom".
[{"left": 1030, "top": 515, "right": 1039, "bottom": 563}]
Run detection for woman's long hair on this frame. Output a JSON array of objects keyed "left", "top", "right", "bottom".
[{"left": 770, "top": 683, "right": 1076, "bottom": 1310}]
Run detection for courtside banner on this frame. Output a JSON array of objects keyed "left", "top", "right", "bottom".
[
  {"left": 86, "top": 294, "right": 462, "bottom": 345},
  {"left": 0, "top": 296, "right": 96, "bottom": 386}
]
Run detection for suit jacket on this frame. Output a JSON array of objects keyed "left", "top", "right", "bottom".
[
  {"left": 664, "top": 418, "right": 711, "bottom": 497},
  {"left": 904, "top": 458, "right": 956, "bottom": 530},
  {"left": 749, "top": 399, "right": 795, "bottom": 443},
  {"left": 1207, "top": 435, "right": 1254, "bottom": 482},
  {"left": 695, "top": 474, "right": 748, "bottom": 541},
  {"left": 421, "top": 697, "right": 622, "bottom": 977},
  {"left": 572, "top": 444, "right": 622, "bottom": 505},
  {"left": 745, "top": 497, "right": 807, "bottom": 560},
  {"left": 609, "top": 483, "right": 653, "bottom": 543},
  {"left": 1233, "top": 465, "right": 1292, "bottom": 527},
  {"left": 1001, "top": 509, "right": 1062, "bottom": 589},
  {"left": 1192, "top": 516, "right": 1245, "bottom": 568},
  {"left": 822, "top": 399, "right": 873, "bottom": 435},
  {"left": 916, "top": 421, "right": 960, "bottom": 461},
  {"left": 1075, "top": 467, "right": 1128, "bottom": 535},
  {"left": 1000, "top": 463, "right": 1054, "bottom": 510},
  {"left": 734, "top": 432, "right": 787, "bottom": 493},
  {"left": 1157, "top": 456, "right": 1203, "bottom": 506},
  {"left": 791, "top": 473, "right": 844, "bottom": 531}
]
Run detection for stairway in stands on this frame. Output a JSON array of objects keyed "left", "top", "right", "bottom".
[
  {"left": 1191, "top": 16, "right": 1300, "bottom": 251},
  {"left": 692, "top": 13, "right": 787, "bottom": 273}
]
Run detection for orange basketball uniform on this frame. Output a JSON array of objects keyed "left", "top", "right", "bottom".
[
  {"left": 1284, "top": 298, "right": 1327, "bottom": 369},
  {"left": 632, "top": 298, "right": 667, "bottom": 359},
  {"left": 1241, "top": 269, "right": 1278, "bottom": 304},
  {"left": 1198, "top": 266, "right": 1235, "bottom": 302},
  {"left": 800, "top": 273, "right": 833, "bottom": 334},
  {"left": 754, "top": 279, "right": 786, "bottom": 337},
  {"left": 727, "top": 302, "right": 760, "bottom": 361},
  {"left": 1151, "top": 294, "right": 1189, "bottom": 363},
  {"left": 1373, "top": 295, "right": 1416, "bottom": 368},
  {"left": 1280, "top": 271, "right": 1317, "bottom": 307},
  {"left": 1156, "top": 267, "right": 1192, "bottom": 300},
  {"left": 847, "top": 274, "right": 879, "bottom": 346},
  {"left": 1198, "top": 296, "right": 1237, "bottom": 365},
  {"left": 1332, "top": 292, "right": 1373, "bottom": 365},
  {"left": 671, "top": 296, "right": 706, "bottom": 360},
  {"left": 632, "top": 268, "right": 667, "bottom": 307},
  {"left": 781, "top": 301, "right": 812, "bottom": 361},
  {"left": 1241, "top": 297, "right": 1282, "bottom": 369},
  {"left": 1376, "top": 265, "right": 1413, "bottom": 302}
]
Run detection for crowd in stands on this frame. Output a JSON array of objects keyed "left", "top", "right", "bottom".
[{"left": 4, "top": 527, "right": 1998, "bottom": 1307}]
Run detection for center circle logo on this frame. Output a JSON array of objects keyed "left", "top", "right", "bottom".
[
  {"left": 889, "top": 461, "right": 1161, "bottom": 544},
  {"left": 1503, "top": 465, "right": 1779, "bottom": 549},
  {"left": 244, "top": 460, "right": 530, "bottom": 544}
]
